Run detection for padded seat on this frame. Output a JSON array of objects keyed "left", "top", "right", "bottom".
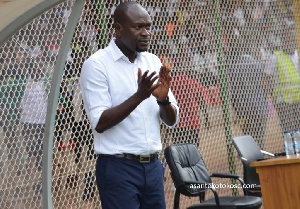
[
  {"left": 164, "top": 143, "right": 262, "bottom": 209},
  {"left": 188, "top": 196, "right": 262, "bottom": 209}
]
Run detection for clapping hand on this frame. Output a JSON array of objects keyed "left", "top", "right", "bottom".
[
  {"left": 136, "top": 65, "right": 170, "bottom": 102},
  {"left": 152, "top": 65, "right": 171, "bottom": 101}
]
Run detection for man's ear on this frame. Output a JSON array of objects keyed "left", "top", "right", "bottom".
[{"left": 114, "top": 22, "right": 121, "bottom": 37}]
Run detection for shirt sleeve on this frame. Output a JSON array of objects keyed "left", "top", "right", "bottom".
[
  {"left": 80, "top": 58, "right": 112, "bottom": 130},
  {"left": 167, "top": 89, "right": 180, "bottom": 128},
  {"left": 264, "top": 54, "right": 277, "bottom": 75}
]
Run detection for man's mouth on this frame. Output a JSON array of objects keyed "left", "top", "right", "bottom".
[{"left": 139, "top": 40, "right": 150, "bottom": 45}]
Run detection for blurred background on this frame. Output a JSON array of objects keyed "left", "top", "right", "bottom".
[{"left": 0, "top": 0, "right": 299, "bottom": 208}]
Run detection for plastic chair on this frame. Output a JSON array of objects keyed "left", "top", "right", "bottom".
[
  {"left": 232, "top": 135, "right": 285, "bottom": 197},
  {"left": 164, "top": 143, "right": 262, "bottom": 209}
]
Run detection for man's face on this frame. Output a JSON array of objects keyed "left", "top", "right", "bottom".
[{"left": 116, "top": 4, "right": 152, "bottom": 53}]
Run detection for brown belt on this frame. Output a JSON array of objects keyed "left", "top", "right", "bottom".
[{"left": 99, "top": 153, "right": 159, "bottom": 163}]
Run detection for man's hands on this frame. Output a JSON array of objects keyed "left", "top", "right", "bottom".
[
  {"left": 152, "top": 65, "right": 170, "bottom": 101},
  {"left": 95, "top": 65, "right": 174, "bottom": 133},
  {"left": 135, "top": 65, "right": 170, "bottom": 101},
  {"left": 136, "top": 69, "right": 159, "bottom": 100}
]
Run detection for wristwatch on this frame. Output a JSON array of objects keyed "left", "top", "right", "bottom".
[{"left": 157, "top": 96, "right": 171, "bottom": 106}]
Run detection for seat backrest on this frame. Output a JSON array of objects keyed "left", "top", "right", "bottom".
[
  {"left": 232, "top": 135, "right": 264, "bottom": 185},
  {"left": 164, "top": 143, "right": 211, "bottom": 196},
  {"left": 232, "top": 135, "right": 264, "bottom": 162}
]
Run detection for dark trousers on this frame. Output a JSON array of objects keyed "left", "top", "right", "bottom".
[
  {"left": 96, "top": 155, "right": 166, "bottom": 209},
  {"left": 276, "top": 102, "right": 300, "bottom": 133},
  {"left": 21, "top": 123, "right": 44, "bottom": 169}
]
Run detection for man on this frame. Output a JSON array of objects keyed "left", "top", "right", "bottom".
[
  {"left": 80, "top": 2, "right": 179, "bottom": 209},
  {"left": 265, "top": 44, "right": 300, "bottom": 133},
  {"left": 170, "top": 70, "right": 208, "bottom": 146},
  {"left": 228, "top": 47, "right": 268, "bottom": 150}
]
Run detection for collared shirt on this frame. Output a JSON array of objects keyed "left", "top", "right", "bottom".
[
  {"left": 20, "top": 77, "right": 48, "bottom": 124},
  {"left": 80, "top": 39, "right": 179, "bottom": 155}
]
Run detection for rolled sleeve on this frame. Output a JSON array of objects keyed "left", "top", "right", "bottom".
[
  {"left": 166, "top": 90, "right": 180, "bottom": 128},
  {"left": 80, "top": 58, "right": 111, "bottom": 129}
]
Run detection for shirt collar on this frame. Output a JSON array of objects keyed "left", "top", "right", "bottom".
[{"left": 108, "top": 38, "right": 142, "bottom": 62}]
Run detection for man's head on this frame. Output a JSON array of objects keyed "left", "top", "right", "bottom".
[{"left": 114, "top": 1, "right": 152, "bottom": 57}]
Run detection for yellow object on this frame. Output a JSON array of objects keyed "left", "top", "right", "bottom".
[{"left": 274, "top": 50, "right": 300, "bottom": 103}]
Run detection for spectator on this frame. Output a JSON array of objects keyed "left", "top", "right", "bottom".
[
  {"left": 71, "top": 111, "right": 96, "bottom": 201},
  {"left": 0, "top": 53, "right": 27, "bottom": 159},
  {"left": 54, "top": 79, "right": 74, "bottom": 144},
  {"left": 265, "top": 43, "right": 300, "bottom": 132},
  {"left": 228, "top": 44, "right": 268, "bottom": 149},
  {"left": 19, "top": 62, "right": 49, "bottom": 171},
  {"left": 170, "top": 69, "right": 209, "bottom": 146},
  {"left": 165, "top": 13, "right": 179, "bottom": 39}
]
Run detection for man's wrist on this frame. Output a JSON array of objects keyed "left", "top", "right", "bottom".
[{"left": 157, "top": 96, "right": 171, "bottom": 106}]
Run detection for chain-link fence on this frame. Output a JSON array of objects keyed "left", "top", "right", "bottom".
[{"left": 0, "top": 0, "right": 299, "bottom": 208}]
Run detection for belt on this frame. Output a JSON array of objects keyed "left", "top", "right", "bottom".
[{"left": 99, "top": 153, "right": 159, "bottom": 163}]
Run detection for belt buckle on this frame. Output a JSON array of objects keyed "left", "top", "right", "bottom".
[{"left": 139, "top": 155, "right": 150, "bottom": 163}]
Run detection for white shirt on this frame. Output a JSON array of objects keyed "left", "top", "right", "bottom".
[
  {"left": 233, "top": 8, "right": 245, "bottom": 26},
  {"left": 20, "top": 77, "right": 47, "bottom": 124},
  {"left": 80, "top": 39, "right": 179, "bottom": 155}
]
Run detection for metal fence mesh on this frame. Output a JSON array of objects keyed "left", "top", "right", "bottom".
[{"left": 0, "top": 0, "right": 299, "bottom": 208}]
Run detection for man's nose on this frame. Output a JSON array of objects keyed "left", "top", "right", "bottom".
[{"left": 141, "top": 28, "right": 151, "bottom": 36}]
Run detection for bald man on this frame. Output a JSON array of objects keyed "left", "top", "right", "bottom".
[{"left": 80, "top": 1, "right": 179, "bottom": 208}]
